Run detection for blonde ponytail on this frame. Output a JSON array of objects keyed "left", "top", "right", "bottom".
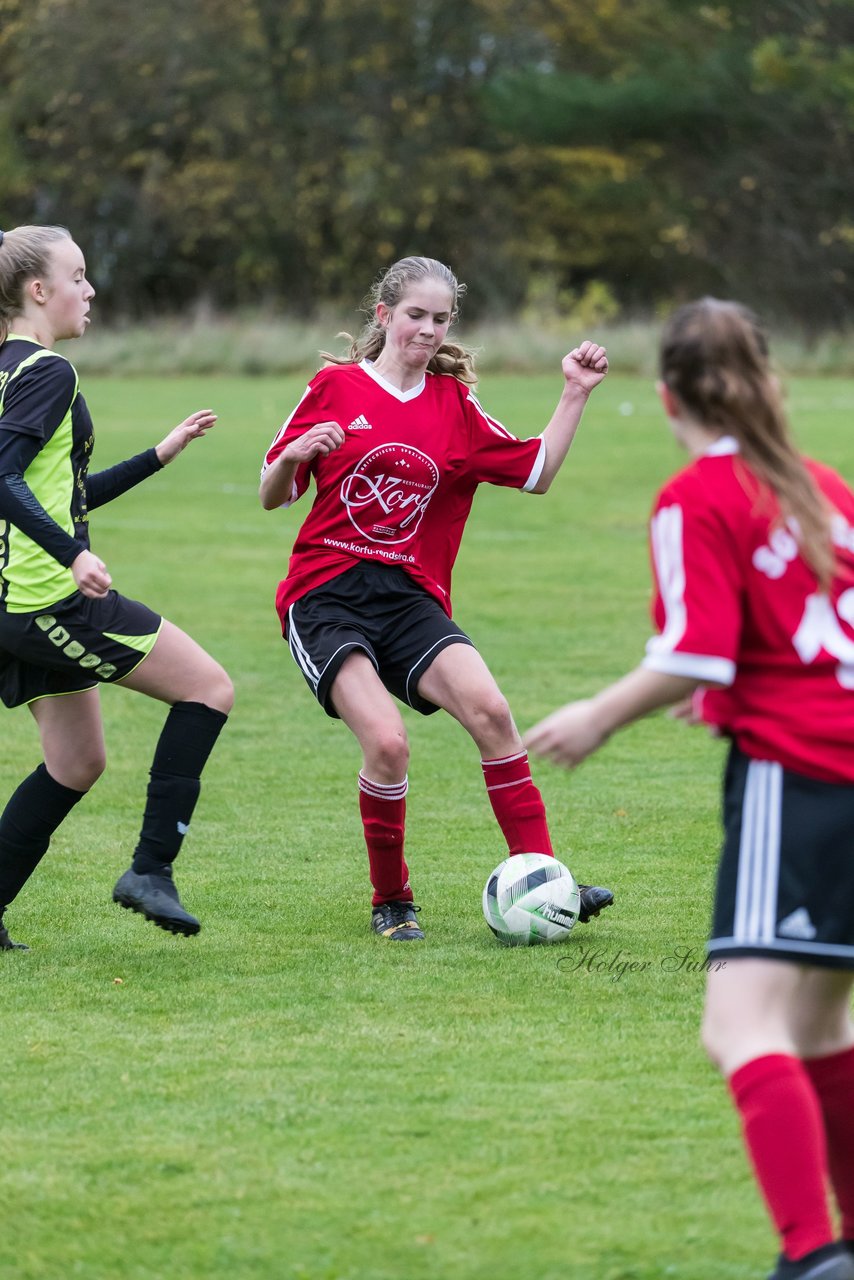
[{"left": 660, "top": 298, "right": 835, "bottom": 590}]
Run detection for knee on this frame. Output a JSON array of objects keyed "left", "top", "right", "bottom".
[
  {"left": 467, "top": 691, "right": 516, "bottom": 750},
  {"left": 366, "top": 726, "right": 410, "bottom": 781},
  {"left": 210, "top": 666, "right": 235, "bottom": 715},
  {"left": 52, "top": 748, "right": 106, "bottom": 793},
  {"left": 700, "top": 1003, "right": 748, "bottom": 1075},
  {"left": 199, "top": 663, "right": 234, "bottom": 715},
  {"left": 700, "top": 1011, "right": 727, "bottom": 1071}
]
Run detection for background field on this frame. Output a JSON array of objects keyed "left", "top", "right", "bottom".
[{"left": 2, "top": 368, "right": 852, "bottom": 1280}]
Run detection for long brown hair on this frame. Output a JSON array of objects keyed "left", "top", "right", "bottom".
[
  {"left": 660, "top": 297, "right": 835, "bottom": 590},
  {"left": 0, "top": 225, "right": 73, "bottom": 344},
  {"left": 322, "top": 255, "right": 478, "bottom": 385}
]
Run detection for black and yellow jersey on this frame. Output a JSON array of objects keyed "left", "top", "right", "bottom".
[
  {"left": 0, "top": 336, "right": 92, "bottom": 611},
  {"left": 0, "top": 335, "right": 161, "bottom": 613}
]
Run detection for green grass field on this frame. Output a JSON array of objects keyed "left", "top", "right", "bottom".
[{"left": 2, "top": 369, "right": 853, "bottom": 1280}]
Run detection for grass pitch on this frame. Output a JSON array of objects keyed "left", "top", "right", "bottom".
[{"left": 2, "top": 369, "right": 852, "bottom": 1280}]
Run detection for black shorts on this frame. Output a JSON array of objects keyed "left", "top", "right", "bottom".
[
  {"left": 709, "top": 744, "right": 854, "bottom": 970},
  {"left": 285, "top": 562, "right": 473, "bottom": 717},
  {"left": 0, "top": 590, "right": 162, "bottom": 708}
]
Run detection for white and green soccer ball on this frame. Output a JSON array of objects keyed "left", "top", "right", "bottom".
[{"left": 483, "top": 853, "right": 580, "bottom": 946}]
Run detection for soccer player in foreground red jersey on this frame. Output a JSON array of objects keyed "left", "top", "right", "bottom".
[
  {"left": 260, "top": 255, "right": 613, "bottom": 941},
  {"left": 526, "top": 298, "right": 854, "bottom": 1280}
]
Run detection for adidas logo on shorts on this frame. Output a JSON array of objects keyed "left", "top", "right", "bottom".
[
  {"left": 777, "top": 907, "right": 817, "bottom": 940},
  {"left": 347, "top": 414, "right": 372, "bottom": 430}
]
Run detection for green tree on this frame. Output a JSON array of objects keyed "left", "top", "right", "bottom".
[
  {"left": 481, "top": 0, "right": 854, "bottom": 331},
  {"left": 1, "top": 0, "right": 851, "bottom": 328}
]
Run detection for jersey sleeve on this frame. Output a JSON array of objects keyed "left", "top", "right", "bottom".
[
  {"left": 0, "top": 354, "right": 76, "bottom": 441},
  {"left": 85, "top": 448, "right": 162, "bottom": 509},
  {"left": 0, "top": 358, "right": 85, "bottom": 565},
  {"left": 0, "top": 472, "right": 83, "bottom": 566},
  {"left": 462, "top": 389, "right": 545, "bottom": 490},
  {"left": 260, "top": 380, "right": 328, "bottom": 507},
  {"left": 641, "top": 476, "right": 743, "bottom": 685}
]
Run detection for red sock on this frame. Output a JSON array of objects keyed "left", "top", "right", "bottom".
[
  {"left": 728, "top": 1054, "right": 834, "bottom": 1261},
  {"left": 358, "top": 774, "right": 412, "bottom": 907},
  {"left": 481, "top": 751, "right": 553, "bottom": 857},
  {"left": 804, "top": 1044, "right": 854, "bottom": 1240}
]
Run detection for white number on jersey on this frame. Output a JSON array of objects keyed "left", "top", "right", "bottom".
[{"left": 793, "top": 590, "right": 854, "bottom": 689}]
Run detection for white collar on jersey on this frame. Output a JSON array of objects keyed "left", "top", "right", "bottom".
[
  {"left": 704, "top": 434, "right": 739, "bottom": 456},
  {"left": 359, "top": 358, "right": 426, "bottom": 402}
]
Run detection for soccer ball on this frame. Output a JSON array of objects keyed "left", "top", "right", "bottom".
[{"left": 483, "top": 853, "right": 580, "bottom": 946}]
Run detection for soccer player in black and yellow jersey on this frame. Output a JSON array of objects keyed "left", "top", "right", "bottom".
[{"left": 0, "top": 225, "right": 233, "bottom": 947}]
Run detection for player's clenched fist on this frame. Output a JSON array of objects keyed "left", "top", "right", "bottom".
[
  {"left": 259, "top": 421, "right": 346, "bottom": 509},
  {"left": 284, "top": 421, "right": 345, "bottom": 464},
  {"left": 71, "top": 548, "right": 112, "bottom": 599},
  {"left": 562, "top": 342, "right": 608, "bottom": 394}
]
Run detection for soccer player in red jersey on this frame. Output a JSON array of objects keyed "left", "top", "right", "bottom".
[
  {"left": 526, "top": 298, "right": 854, "bottom": 1280},
  {"left": 260, "top": 255, "right": 614, "bottom": 941}
]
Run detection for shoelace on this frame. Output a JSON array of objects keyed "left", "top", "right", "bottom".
[{"left": 382, "top": 902, "right": 421, "bottom": 924}]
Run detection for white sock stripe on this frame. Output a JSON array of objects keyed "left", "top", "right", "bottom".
[
  {"left": 359, "top": 773, "right": 409, "bottom": 799},
  {"left": 485, "top": 779, "right": 527, "bottom": 792},
  {"left": 481, "top": 751, "right": 528, "bottom": 768},
  {"left": 359, "top": 781, "right": 409, "bottom": 799}
]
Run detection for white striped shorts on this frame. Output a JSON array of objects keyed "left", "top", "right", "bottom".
[{"left": 709, "top": 744, "right": 854, "bottom": 969}]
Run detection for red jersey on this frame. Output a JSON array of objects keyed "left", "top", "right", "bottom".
[
  {"left": 642, "top": 436, "right": 854, "bottom": 783},
  {"left": 263, "top": 360, "right": 545, "bottom": 622}
]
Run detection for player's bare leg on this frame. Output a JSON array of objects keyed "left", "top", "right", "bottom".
[
  {"left": 0, "top": 688, "right": 104, "bottom": 951},
  {"left": 418, "top": 643, "right": 614, "bottom": 922},
  {"left": 702, "top": 957, "right": 854, "bottom": 1076},
  {"left": 30, "top": 686, "right": 106, "bottom": 791},
  {"left": 330, "top": 651, "right": 410, "bottom": 783},
  {"left": 117, "top": 619, "right": 233, "bottom": 711}
]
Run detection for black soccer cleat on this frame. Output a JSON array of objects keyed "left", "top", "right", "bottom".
[
  {"left": 371, "top": 900, "right": 425, "bottom": 941},
  {"left": 0, "top": 917, "right": 29, "bottom": 951},
  {"left": 577, "top": 884, "right": 615, "bottom": 924},
  {"left": 767, "top": 1243, "right": 854, "bottom": 1280},
  {"left": 113, "top": 867, "right": 200, "bottom": 937}
]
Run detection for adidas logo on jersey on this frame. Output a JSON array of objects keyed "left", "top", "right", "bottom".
[
  {"left": 347, "top": 414, "right": 372, "bottom": 431},
  {"left": 777, "top": 907, "right": 817, "bottom": 940}
]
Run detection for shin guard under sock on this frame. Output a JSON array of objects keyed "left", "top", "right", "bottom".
[
  {"left": 804, "top": 1045, "right": 854, "bottom": 1240},
  {"left": 359, "top": 774, "right": 410, "bottom": 906},
  {"left": 0, "top": 764, "right": 86, "bottom": 910},
  {"left": 132, "top": 701, "right": 228, "bottom": 874},
  {"left": 729, "top": 1054, "right": 834, "bottom": 1261},
  {"left": 481, "top": 751, "right": 553, "bottom": 857}
]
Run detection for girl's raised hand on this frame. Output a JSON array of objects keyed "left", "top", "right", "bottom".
[
  {"left": 562, "top": 342, "right": 609, "bottom": 394},
  {"left": 155, "top": 410, "right": 218, "bottom": 465}
]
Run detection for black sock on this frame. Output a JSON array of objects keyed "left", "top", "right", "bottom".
[
  {"left": 0, "top": 764, "right": 87, "bottom": 910},
  {"left": 132, "top": 701, "right": 228, "bottom": 875}
]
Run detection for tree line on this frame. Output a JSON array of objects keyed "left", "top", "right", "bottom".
[{"left": 1, "top": 0, "right": 851, "bottom": 333}]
